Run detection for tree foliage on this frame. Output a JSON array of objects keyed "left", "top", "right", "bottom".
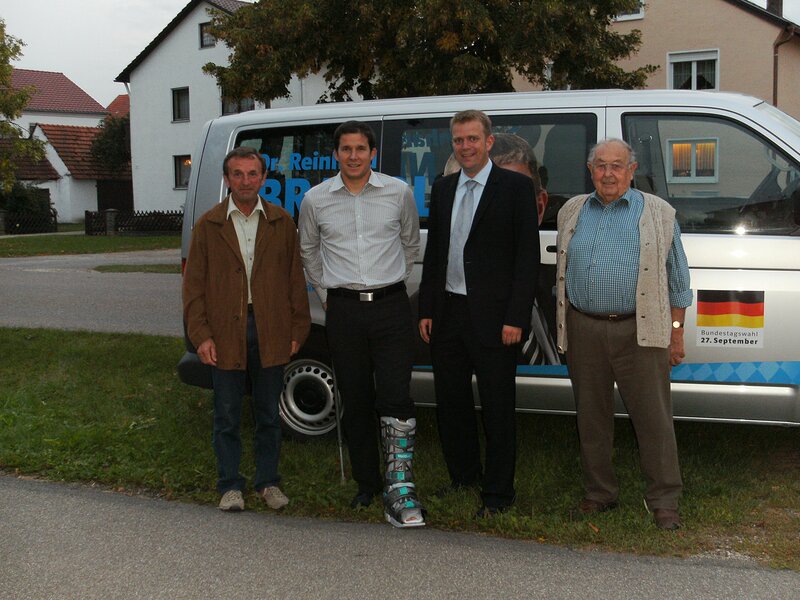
[
  {"left": 204, "top": 0, "right": 657, "bottom": 104},
  {"left": 0, "top": 18, "right": 44, "bottom": 193},
  {"left": 91, "top": 114, "right": 131, "bottom": 173}
]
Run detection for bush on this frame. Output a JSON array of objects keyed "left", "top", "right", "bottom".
[{"left": 0, "top": 182, "right": 57, "bottom": 234}]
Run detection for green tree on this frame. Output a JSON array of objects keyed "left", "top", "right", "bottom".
[
  {"left": 0, "top": 18, "right": 44, "bottom": 192},
  {"left": 204, "top": 0, "right": 657, "bottom": 104},
  {"left": 91, "top": 114, "right": 130, "bottom": 173}
]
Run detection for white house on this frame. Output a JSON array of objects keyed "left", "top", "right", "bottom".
[
  {"left": 8, "top": 69, "right": 129, "bottom": 222},
  {"left": 115, "top": 0, "right": 331, "bottom": 212}
]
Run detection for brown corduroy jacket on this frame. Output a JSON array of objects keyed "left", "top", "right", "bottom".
[{"left": 183, "top": 197, "right": 311, "bottom": 370}]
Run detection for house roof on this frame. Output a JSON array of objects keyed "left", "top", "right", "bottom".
[
  {"left": 115, "top": 0, "right": 249, "bottom": 83},
  {"left": 11, "top": 69, "right": 107, "bottom": 115},
  {"left": 106, "top": 94, "right": 130, "bottom": 117},
  {"left": 0, "top": 139, "right": 60, "bottom": 182},
  {"left": 36, "top": 124, "right": 131, "bottom": 181},
  {"left": 724, "top": 0, "right": 800, "bottom": 30}
]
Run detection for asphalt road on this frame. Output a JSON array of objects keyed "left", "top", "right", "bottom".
[
  {"left": 0, "top": 249, "right": 182, "bottom": 336},
  {"left": 2, "top": 475, "right": 799, "bottom": 600},
  {"left": 2, "top": 250, "right": 799, "bottom": 598}
]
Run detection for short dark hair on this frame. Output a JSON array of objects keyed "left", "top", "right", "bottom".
[
  {"left": 450, "top": 110, "right": 492, "bottom": 138},
  {"left": 490, "top": 133, "right": 543, "bottom": 196},
  {"left": 334, "top": 121, "right": 377, "bottom": 151},
  {"left": 223, "top": 146, "right": 266, "bottom": 176}
]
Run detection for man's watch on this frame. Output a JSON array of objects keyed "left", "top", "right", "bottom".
[{"left": 672, "top": 320, "right": 684, "bottom": 329}]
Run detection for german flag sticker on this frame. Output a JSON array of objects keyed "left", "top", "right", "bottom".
[
  {"left": 697, "top": 290, "right": 764, "bottom": 328},
  {"left": 696, "top": 290, "right": 765, "bottom": 348}
]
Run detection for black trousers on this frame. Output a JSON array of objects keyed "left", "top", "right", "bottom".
[
  {"left": 326, "top": 290, "right": 416, "bottom": 495},
  {"left": 430, "top": 293, "right": 518, "bottom": 508}
]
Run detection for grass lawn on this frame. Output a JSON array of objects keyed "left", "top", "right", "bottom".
[
  {"left": 0, "top": 233, "right": 180, "bottom": 258},
  {"left": 1, "top": 327, "right": 798, "bottom": 569}
]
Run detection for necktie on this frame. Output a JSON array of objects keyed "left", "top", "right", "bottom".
[{"left": 446, "top": 179, "right": 478, "bottom": 294}]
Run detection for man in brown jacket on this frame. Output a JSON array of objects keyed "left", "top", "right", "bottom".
[{"left": 183, "top": 146, "right": 310, "bottom": 512}]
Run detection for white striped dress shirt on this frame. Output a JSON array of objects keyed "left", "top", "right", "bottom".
[{"left": 298, "top": 171, "right": 420, "bottom": 304}]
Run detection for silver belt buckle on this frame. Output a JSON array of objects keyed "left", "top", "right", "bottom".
[{"left": 359, "top": 291, "right": 374, "bottom": 302}]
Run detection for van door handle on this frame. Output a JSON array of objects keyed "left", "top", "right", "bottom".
[{"left": 545, "top": 245, "right": 557, "bottom": 253}]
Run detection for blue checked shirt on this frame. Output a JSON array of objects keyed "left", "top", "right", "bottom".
[{"left": 566, "top": 189, "right": 692, "bottom": 315}]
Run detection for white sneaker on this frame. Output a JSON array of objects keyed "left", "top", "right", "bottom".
[
  {"left": 261, "top": 486, "right": 289, "bottom": 510},
  {"left": 218, "top": 489, "right": 245, "bottom": 511}
]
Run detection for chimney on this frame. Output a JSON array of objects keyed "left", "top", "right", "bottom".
[{"left": 766, "top": 0, "right": 783, "bottom": 17}]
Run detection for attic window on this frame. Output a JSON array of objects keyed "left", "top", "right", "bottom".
[
  {"left": 200, "top": 23, "right": 216, "bottom": 48},
  {"left": 614, "top": 2, "right": 644, "bottom": 21}
]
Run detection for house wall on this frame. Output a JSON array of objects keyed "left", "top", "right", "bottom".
[
  {"left": 33, "top": 128, "right": 98, "bottom": 222},
  {"left": 126, "top": 1, "right": 334, "bottom": 212},
  {"left": 15, "top": 112, "right": 105, "bottom": 136},
  {"left": 611, "top": 0, "right": 800, "bottom": 120}
]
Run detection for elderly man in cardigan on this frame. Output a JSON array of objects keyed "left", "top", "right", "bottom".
[{"left": 555, "top": 138, "right": 692, "bottom": 530}]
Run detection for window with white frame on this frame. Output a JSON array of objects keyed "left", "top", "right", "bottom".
[
  {"left": 200, "top": 22, "right": 216, "bottom": 48},
  {"left": 172, "top": 88, "right": 190, "bottom": 121},
  {"left": 174, "top": 155, "right": 192, "bottom": 188},
  {"left": 667, "top": 138, "right": 719, "bottom": 184},
  {"left": 669, "top": 50, "right": 719, "bottom": 90},
  {"left": 614, "top": 1, "right": 644, "bottom": 21}
]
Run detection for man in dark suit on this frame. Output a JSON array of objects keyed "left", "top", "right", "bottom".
[{"left": 418, "top": 110, "right": 540, "bottom": 517}]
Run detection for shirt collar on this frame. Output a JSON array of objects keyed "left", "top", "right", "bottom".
[
  {"left": 329, "top": 170, "right": 383, "bottom": 193},
  {"left": 226, "top": 195, "right": 265, "bottom": 219},
  {"left": 589, "top": 187, "right": 643, "bottom": 208},
  {"left": 458, "top": 160, "right": 493, "bottom": 189}
]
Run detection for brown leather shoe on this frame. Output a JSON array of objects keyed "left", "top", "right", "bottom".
[
  {"left": 653, "top": 508, "right": 681, "bottom": 530},
  {"left": 578, "top": 498, "right": 618, "bottom": 515}
]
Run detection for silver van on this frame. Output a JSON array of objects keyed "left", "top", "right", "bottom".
[{"left": 178, "top": 89, "right": 800, "bottom": 437}]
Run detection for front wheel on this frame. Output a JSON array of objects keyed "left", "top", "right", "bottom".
[{"left": 280, "top": 358, "right": 340, "bottom": 439}]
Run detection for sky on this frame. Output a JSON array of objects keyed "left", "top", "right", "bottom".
[{"left": 3, "top": 0, "right": 800, "bottom": 107}]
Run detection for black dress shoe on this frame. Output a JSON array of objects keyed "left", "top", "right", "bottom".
[{"left": 350, "top": 491, "right": 376, "bottom": 509}]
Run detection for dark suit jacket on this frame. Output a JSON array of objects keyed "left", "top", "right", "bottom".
[{"left": 419, "top": 162, "right": 540, "bottom": 347}]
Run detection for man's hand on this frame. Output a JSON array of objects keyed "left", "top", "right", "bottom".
[
  {"left": 502, "top": 325, "right": 522, "bottom": 346},
  {"left": 419, "top": 318, "right": 433, "bottom": 343},
  {"left": 197, "top": 338, "right": 217, "bottom": 366},
  {"left": 290, "top": 340, "right": 300, "bottom": 356},
  {"left": 669, "top": 328, "right": 685, "bottom": 366}
]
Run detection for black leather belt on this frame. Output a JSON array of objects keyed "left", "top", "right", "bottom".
[
  {"left": 571, "top": 304, "right": 634, "bottom": 321},
  {"left": 247, "top": 304, "right": 254, "bottom": 313},
  {"left": 327, "top": 282, "right": 405, "bottom": 302}
]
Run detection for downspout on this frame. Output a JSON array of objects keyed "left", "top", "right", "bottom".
[{"left": 773, "top": 25, "right": 797, "bottom": 106}]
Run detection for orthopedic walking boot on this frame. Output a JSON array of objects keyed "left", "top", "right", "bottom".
[{"left": 380, "top": 416, "right": 426, "bottom": 528}]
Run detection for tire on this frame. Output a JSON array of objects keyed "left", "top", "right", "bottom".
[{"left": 280, "top": 357, "right": 340, "bottom": 439}]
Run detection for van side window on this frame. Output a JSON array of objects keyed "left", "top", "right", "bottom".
[
  {"left": 234, "top": 122, "right": 381, "bottom": 220},
  {"left": 624, "top": 113, "right": 800, "bottom": 235},
  {"left": 381, "top": 113, "right": 597, "bottom": 230}
]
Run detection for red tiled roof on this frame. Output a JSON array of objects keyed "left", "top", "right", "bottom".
[
  {"left": 0, "top": 139, "right": 60, "bottom": 181},
  {"left": 106, "top": 94, "right": 130, "bottom": 117},
  {"left": 116, "top": 0, "right": 250, "bottom": 82},
  {"left": 11, "top": 69, "right": 106, "bottom": 115},
  {"left": 36, "top": 124, "right": 131, "bottom": 181}
]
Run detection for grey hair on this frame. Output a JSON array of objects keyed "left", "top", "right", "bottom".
[{"left": 587, "top": 138, "right": 637, "bottom": 165}]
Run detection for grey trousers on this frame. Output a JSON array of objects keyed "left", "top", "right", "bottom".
[{"left": 566, "top": 305, "right": 682, "bottom": 510}]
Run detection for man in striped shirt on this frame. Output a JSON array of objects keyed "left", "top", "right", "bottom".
[
  {"left": 298, "top": 121, "right": 424, "bottom": 528},
  {"left": 555, "top": 138, "right": 693, "bottom": 530}
]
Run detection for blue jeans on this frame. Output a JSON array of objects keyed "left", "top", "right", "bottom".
[{"left": 211, "top": 312, "right": 284, "bottom": 494}]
